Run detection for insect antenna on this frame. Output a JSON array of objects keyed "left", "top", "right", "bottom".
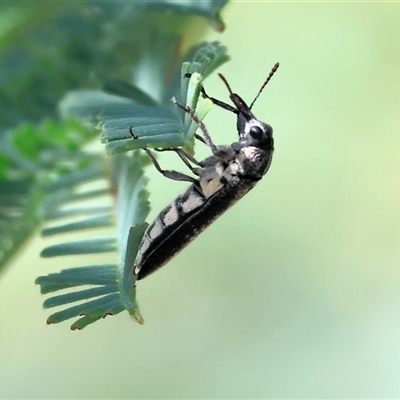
[
  {"left": 217, "top": 73, "right": 234, "bottom": 95},
  {"left": 249, "top": 62, "right": 279, "bottom": 110}
]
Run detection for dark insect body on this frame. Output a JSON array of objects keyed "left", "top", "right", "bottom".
[{"left": 133, "top": 63, "right": 279, "bottom": 280}]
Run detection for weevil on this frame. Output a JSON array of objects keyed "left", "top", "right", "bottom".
[{"left": 132, "top": 63, "right": 279, "bottom": 280}]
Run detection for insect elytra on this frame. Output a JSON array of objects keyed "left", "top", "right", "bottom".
[{"left": 133, "top": 63, "right": 279, "bottom": 280}]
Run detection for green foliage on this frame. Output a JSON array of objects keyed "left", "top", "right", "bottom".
[
  {"left": 0, "top": 1, "right": 230, "bottom": 328},
  {"left": 36, "top": 153, "right": 150, "bottom": 329},
  {"left": 0, "top": 119, "right": 95, "bottom": 271}
]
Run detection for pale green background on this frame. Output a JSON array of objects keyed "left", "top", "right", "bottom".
[{"left": 1, "top": 2, "right": 400, "bottom": 398}]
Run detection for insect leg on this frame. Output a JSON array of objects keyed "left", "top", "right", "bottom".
[
  {"left": 145, "top": 149, "right": 198, "bottom": 183},
  {"left": 172, "top": 97, "right": 219, "bottom": 156},
  {"left": 175, "top": 149, "right": 201, "bottom": 166},
  {"left": 184, "top": 72, "right": 237, "bottom": 115},
  {"left": 200, "top": 85, "right": 238, "bottom": 114},
  {"left": 194, "top": 133, "right": 206, "bottom": 145},
  {"left": 129, "top": 127, "right": 198, "bottom": 183},
  {"left": 154, "top": 147, "right": 201, "bottom": 175}
]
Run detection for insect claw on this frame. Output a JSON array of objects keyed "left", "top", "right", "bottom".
[{"left": 129, "top": 127, "right": 138, "bottom": 139}]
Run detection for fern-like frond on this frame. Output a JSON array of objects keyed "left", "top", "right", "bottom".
[
  {"left": 60, "top": 41, "right": 228, "bottom": 156},
  {"left": 36, "top": 41, "right": 229, "bottom": 328},
  {"left": 36, "top": 153, "right": 150, "bottom": 329},
  {"left": 60, "top": 91, "right": 185, "bottom": 155}
]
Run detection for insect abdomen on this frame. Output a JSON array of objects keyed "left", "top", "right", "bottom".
[{"left": 136, "top": 178, "right": 257, "bottom": 280}]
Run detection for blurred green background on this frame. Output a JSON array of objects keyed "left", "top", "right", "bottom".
[{"left": 1, "top": 2, "right": 400, "bottom": 398}]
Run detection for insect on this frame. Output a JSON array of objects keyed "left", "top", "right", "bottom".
[{"left": 132, "top": 63, "right": 279, "bottom": 280}]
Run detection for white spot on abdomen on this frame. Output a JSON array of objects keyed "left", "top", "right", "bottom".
[{"left": 181, "top": 191, "right": 204, "bottom": 213}]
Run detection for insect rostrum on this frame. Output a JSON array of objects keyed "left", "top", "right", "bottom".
[{"left": 134, "top": 63, "right": 279, "bottom": 280}]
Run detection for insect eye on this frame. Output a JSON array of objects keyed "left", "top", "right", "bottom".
[{"left": 249, "top": 126, "right": 264, "bottom": 139}]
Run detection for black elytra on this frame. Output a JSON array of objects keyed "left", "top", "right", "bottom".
[{"left": 132, "top": 63, "right": 279, "bottom": 280}]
